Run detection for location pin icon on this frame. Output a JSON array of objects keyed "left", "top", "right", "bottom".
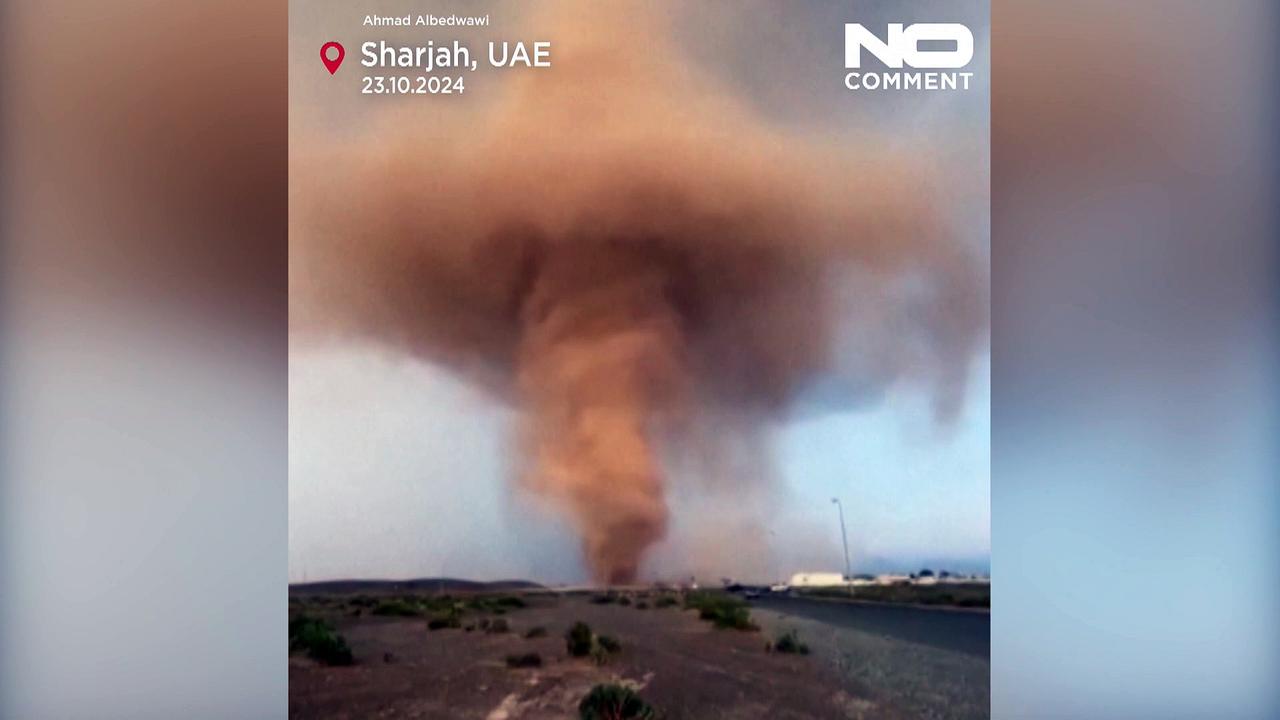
[{"left": 320, "top": 42, "right": 344, "bottom": 75}]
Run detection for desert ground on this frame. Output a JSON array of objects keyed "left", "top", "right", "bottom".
[{"left": 289, "top": 588, "right": 988, "bottom": 720}]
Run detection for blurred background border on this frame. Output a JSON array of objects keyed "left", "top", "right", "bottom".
[{"left": 992, "top": 2, "right": 1278, "bottom": 717}]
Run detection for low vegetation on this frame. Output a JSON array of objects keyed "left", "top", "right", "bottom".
[
  {"left": 491, "top": 595, "right": 528, "bottom": 610},
  {"left": 770, "top": 629, "right": 810, "bottom": 655},
  {"left": 289, "top": 615, "right": 354, "bottom": 666},
  {"left": 486, "top": 618, "right": 510, "bottom": 634},
  {"left": 505, "top": 652, "right": 542, "bottom": 668},
  {"left": 371, "top": 599, "right": 422, "bottom": 618},
  {"left": 684, "top": 591, "right": 758, "bottom": 631},
  {"left": 360, "top": 593, "right": 532, "bottom": 626},
  {"left": 566, "top": 621, "right": 594, "bottom": 657},
  {"left": 524, "top": 626, "right": 548, "bottom": 639},
  {"left": 566, "top": 621, "right": 622, "bottom": 663},
  {"left": 597, "top": 635, "right": 621, "bottom": 653},
  {"left": 427, "top": 613, "right": 461, "bottom": 630},
  {"left": 578, "top": 684, "right": 657, "bottom": 720}
]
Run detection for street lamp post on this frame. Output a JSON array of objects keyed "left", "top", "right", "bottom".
[{"left": 831, "top": 498, "right": 851, "bottom": 581}]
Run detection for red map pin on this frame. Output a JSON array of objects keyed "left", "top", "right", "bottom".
[{"left": 320, "top": 42, "right": 345, "bottom": 75}]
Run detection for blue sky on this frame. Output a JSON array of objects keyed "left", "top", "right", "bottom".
[{"left": 776, "top": 357, "right": 990, "bottom": 575}]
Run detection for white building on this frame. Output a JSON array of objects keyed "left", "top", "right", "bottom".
[
  {"left": 787, "top": 572, "right": 847, "bottom": 588},
  {"left": 875, "top": 574, "right": 912, "bottom": 586}
]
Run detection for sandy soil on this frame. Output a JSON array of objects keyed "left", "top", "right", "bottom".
[{"left": 289, "top": 593, "right": 987, "bottom": 719}]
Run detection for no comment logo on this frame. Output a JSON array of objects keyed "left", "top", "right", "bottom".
[{"left": 844, "top": 23, "right": 975, "bottom": 91}]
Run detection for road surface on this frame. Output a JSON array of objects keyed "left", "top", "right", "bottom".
[{"left": 749, "top": 595, "right": 989, "bottom": 659}]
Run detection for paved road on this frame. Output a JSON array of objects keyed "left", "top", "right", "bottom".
[{"left": 749, "top": 595, "right": 989, "bottom": 659}]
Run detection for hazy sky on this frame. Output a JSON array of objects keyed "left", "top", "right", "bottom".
[{"left": 289, "top": 0, "right": 989, "bottom": 583}]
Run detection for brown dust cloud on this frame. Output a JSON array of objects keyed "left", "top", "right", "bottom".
[{"left": 290, "top": 2, "right": 986, "bottom": 584}]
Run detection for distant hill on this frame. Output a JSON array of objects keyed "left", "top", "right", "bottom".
[{"left": 288, "top": 578, "right": 545, "bottom": 595}]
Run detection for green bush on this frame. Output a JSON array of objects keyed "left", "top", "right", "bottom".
[
  {"left": 289, "top": 615, "right": 354, "bottom": 666},
  {"left": 288, "top": 615, "right": 313, "bottom": 636},
  {"left": 590, "top": 592, "right": 617, "bottom": 605},
  {"left": 425, "top": 595, "right": 462, "bottom": 613},
  {"left": 524, "top": 626, "right": 548, "bottom": 639},
  {"left": 618, "top": 596, "right": 632, "bottom": 606},
  {"left": 589, "top": 644, "right": 610, "bottom": 666},
  {"left": 462, "top": 594, "right": 527, "bottom": 614},
  {"left": 717, "top": 606, "right": 756, "bottom": 630},
  {"left": 597, "top": 635, "right": 621, "bottom": 653},
  {"left": 634, "top": 601, "right": 649, "bottom": 610},
  {"left": 578, "top": 684, "right": 656, "bottom": 720},
  {"left": 772, "top": 629, "right": 810, "bottom": 655},
  {"left": 372, "top": 600, "right": 421, "bottom": 617},
  {"left": 566, "top": 621, "right": 593, "bottom": 657},
  {"left": 427, "top": 614, "right": 461, "bottom": 630},
  {"left": 684, "top": 592, "right": 757, "bottom": 630},
  {"left": 505, "top": 652, "right": 542, "bottom": 668},
  {"left": 654, "top": 595, "right": 678, "bottom": 608}
]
